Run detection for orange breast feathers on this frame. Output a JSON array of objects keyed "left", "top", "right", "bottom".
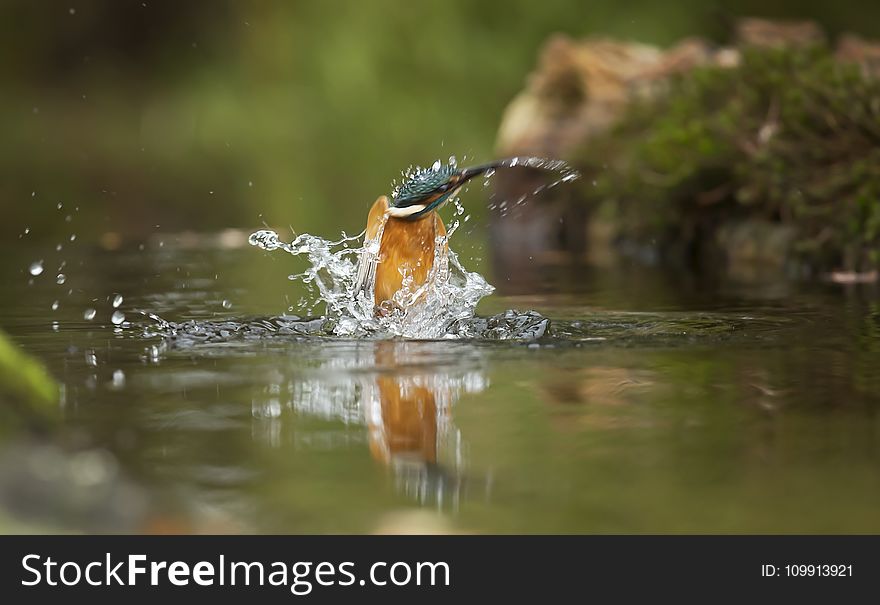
[{"left": 365, "top": 195, "right": 447, "bottom": 306}]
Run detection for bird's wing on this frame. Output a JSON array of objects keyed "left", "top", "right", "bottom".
[
  {"left": 434, "top": 211, "right": 447, "bottom": 240},
  {"left": 365, "top": 195, "right": 389, "bottom": 240},
  {"left": 353, "top": 195, "right": 390, "bottom": 299}
]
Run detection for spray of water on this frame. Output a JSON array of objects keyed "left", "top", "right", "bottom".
[
  {"left": 247, "top": 220, "right": 493, "bottom": 339},
  {"left": 248, "top": 156, "right": 578, "bottom": 339}
]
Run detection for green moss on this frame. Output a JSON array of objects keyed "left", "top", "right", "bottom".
[{"left": 575, "top": 46, "right": 880, "bottom": 273}]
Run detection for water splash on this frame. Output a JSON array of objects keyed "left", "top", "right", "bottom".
[
  {"left": 248, "top": 227, "right": 493, "bottom": 338},
  {"left": 486, "top": 157, "right": 580, "bottom": 217},
  {"left": 246, "top": 156, "right": 577, "bottom": 339},
  {"left": 124, "top": 156, "right": 577, "bottom": 345}
]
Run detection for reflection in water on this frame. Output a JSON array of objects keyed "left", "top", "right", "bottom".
[
  {"left": 250, "top": 341, "right": 487, "bottom": 508},
  {"left": 7, "top": 237, "right": 880, "bottom": 532}
]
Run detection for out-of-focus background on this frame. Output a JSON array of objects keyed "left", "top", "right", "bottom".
[
  {"left": 3, "top": 1, "right": 880, "bottom": 535},
  {"left": 3, "top": 0, "right": 879, "bottom": 243}
]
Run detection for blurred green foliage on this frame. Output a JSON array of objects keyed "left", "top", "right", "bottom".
[
  {"left": 576, "top": 46, "right": 880, "bottom": 272},
  {"left": 0, "top": 330, "right": 58, "bottom": 434},
  {"left": 3, "top": 0, "right": 880, "bottom": 244}
]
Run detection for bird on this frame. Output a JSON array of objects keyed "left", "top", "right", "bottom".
[{"left": 355, "top": 159, "right": 507, "bottom": 309}]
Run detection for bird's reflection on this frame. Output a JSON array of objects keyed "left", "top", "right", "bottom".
[{"left": 251, "top": 340, "right": 487, "bottom": 507}]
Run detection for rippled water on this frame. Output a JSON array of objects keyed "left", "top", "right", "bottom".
[{"left": 2, "top": 227, "right": 880, "bottom": 533}]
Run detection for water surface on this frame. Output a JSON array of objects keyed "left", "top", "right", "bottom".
[{"left": 2, "top": 235, "right": 879, "bottom": 533}]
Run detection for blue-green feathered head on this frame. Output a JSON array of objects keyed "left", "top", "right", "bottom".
[
  {"left": 389, "top": 161, "right": 461, "bottom": 220},
  {"left": 389, "top": 159, "right": 504, "bottom": 220}
]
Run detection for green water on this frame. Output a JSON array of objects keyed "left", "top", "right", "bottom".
[{"left": 2, "top": 236, "right": 879, "bottom": 534}]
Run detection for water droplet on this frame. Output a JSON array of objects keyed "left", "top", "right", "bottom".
[
  {"left": 111, "top": 294, "right": 123, "bottom": 308},
  {"left": 112, "top": 369, "right": 125, "bottom": 388},
  {"left": 221, "top": 299, "right": 232, "bottom": 309},
  {"left": 56, "top": 243, "right": 63, "bottom": 252},
  {"left": 85, "top": 350, "right": 97, "bottom": 367},
  {"left": 69, "top": 234, "right": 76, "bottom": 242},
  {"left": 51, "top": 321, "right": 59, "bottom": 331},
  {"left": 51, "top": 300, "right": 59, "bottom": 311},
  {"left": 23, "top": 227, "right": 30, "bottom": 235},
  {"left": 111, "top": 310, "right": 125, "bottom": 325},
  {"left": 29, "top": 260, "right": 44, "bottom": 276},
  {"left": 57, "top": 202, "right": 63, "bottom": 210},
  {"left": 56, "top": 273, "right": 66, "bottom": 284},
  {"left": 83, "top": 308, "right": 96, "bottom": 320},
  {"left": 69, "top": 7, "right": 76, "bottom": 15},
  {"left": 431, "top": 159, "right": 441, "bottom": 171}
]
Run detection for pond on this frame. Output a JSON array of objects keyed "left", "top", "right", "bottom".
[{"left": 2, "top": 232, "right": 879, "bottom": 534}]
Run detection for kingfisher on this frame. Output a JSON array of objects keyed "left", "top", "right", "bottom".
[{"left": 355, "top": 159, "right": 508, "bottom": 308}]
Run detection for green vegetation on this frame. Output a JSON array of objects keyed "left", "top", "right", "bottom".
[
  {"left": 5, "top": 1, "right": 880, "bottom": 245},
  {"left": 576, "top": 46, "right": 880, "bottom": 273},
  {"left": 0, "top": 0, "right": 711, "bottom": 242},
  {"left": 0, "top": 330, "right": 58, "bottom": 434}
]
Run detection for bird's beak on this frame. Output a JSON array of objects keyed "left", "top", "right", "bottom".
[{"left": 456, "top": 159, "right": 509, "bottom": 182}]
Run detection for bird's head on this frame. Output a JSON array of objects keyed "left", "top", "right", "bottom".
[{"left": 387, "top": 160, "right": 502, "bottom": 220}]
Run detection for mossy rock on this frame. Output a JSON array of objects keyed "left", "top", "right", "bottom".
[{"left": 572, "top": 45, "right": 880, "bottom": 275}]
